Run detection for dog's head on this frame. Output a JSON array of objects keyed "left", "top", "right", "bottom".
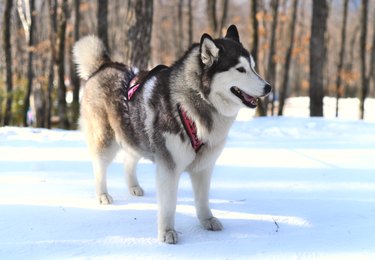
[{"left": 200, "top": 25, "right": 271, "bottom": 117}]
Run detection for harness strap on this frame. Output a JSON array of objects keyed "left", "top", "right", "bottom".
[
  {"left": 127, "top": 64, "right": 168, "bottom": 101},
  {"left": 128, "top": 77, "right": 141, "bottom": 100},
  {"left": 177, "top": 104, "right": 204, "bottom": 152}
]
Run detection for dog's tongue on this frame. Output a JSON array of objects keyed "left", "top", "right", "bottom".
[{"left": 243, "top": 93, "right": 258, "bottom": 107}]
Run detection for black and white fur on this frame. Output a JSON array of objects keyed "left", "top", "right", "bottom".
[{"left": 73, "top": 25, "right": 271, "bottom": 244}]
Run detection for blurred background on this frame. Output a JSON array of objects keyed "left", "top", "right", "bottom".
[{"left": 0, "top": 0, "right": 374, "bottom": 129}]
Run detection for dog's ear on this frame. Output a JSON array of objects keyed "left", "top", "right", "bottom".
[
  {"left": 225, "top": 25, "right": 240, "bottom": 43},
  {"left": 200, "top": 33, "right": 219, "bottom": 67}
]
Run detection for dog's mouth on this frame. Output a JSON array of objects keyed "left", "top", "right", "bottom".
[{"left": 230, "top": 86, "right": 258, "bottom": 108}]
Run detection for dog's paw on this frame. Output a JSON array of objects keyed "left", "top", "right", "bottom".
[
  {"left": 159, "top": 229, "right": 178, "bottom": 244},
  {"left": 98, "top": 193, "right": 113, "bottom": 205},
  {"left": 129, "top": 185, "right": 144, "bottom": 196},
  {"left": 201, "top": 217, "right": 223, "bottom": 231}
]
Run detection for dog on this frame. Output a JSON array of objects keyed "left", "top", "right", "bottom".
[{"left": 73, "top": 25, "right": 271, "bottom": 244}]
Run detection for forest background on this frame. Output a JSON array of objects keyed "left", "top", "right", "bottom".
[{"left": 0, "top": 0, "right": 374, "bottom": 129}]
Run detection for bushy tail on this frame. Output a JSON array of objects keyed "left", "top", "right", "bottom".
[{"left": 73, "top": 35, "right": 109, "bottom": 80}]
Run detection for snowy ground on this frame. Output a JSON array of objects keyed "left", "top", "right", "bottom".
[{"left": 1, "top": 99, "right": 375, "bottom": 259}]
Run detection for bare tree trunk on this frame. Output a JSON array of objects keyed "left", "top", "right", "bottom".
[
  {"left": 335, "top": 0, "right": 349, "bottom": 118},
  {"left": 18, "top": 0, "right": 36, "bottom": 126},
  {"left": 206, "top": 0, "right": 217, "bottom": 35},
  {"left": 177, "top": 0, "right": 184, "bottom": 56},
  {"left": 267, "top": 0, "right": 279, "bottom": 116},
  {"left": 124, "top": 0, "right": 153, "bottom": 69},
  {"left": 369, "top": 4, "right": 375, "bottom": 96},
  {"left": 188, "top": 0, "right": 193, "bottom": 46},
  {"left": 349, "top": 26, "right": 359, "bottom": 66},
  {"left": 278, "top": 0, "right": 298, "bottom": 116},
  {"left": 309, "top": 0, "right": 328, "bottom": 117},
  {"left": 344, "top": 25, "right": 359, "bottom": 97},
  {"left": 46, "top": 0, "right": 57, "bottom": 129},
  {"left": 33, "top": 86, "right": 45, "bottom": 128},
  {"left": 71, "top": 0, "right": 80, "bottom": 128},
  {"left": 97, "top": 0, "right": 108, "bottom": 51},
  {"left": 206, "top": 0, "right": 229, "bottom": 37},
  {"left": 359, "top": 0, "right": 368, "bottom": 120},
  {"left": 264, "top": 0, "right": 279, "bottom": 116},
  {"left": 218, "top": 0, "right": 229, "bottom": 36},
  {"left": 250, "top": 0, "right": 258, "bottom": 64},
  {"left": 251, "top": 0, "right": 265, "bottom": 116},
  {"left": 323, "top": 1, "right": 331, "bottom": 102},
  {"left": 3, "top": 0, "right": 13, "bottom": 126},
  {"left": 57, "top": 0, "right": 69, "bottom": 129}
]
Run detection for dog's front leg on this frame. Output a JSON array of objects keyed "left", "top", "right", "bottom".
[
  {"left": 189, "top": 165, "right": 223, "bottom": 231},
  {"left": 156, "top": 164, "right": 180, "bottom": 244}
]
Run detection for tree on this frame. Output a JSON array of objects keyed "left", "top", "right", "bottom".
[
  {"left": 188, "top": 0, "right": 193, "bottom": 46},
  {"left": 124, "top": 0, "right": 153, "bottom": 69},
  {"left": 17, "top": 0, "right": 36, "bottom": 126},
  {"left": 278, "top": 0, "right": 298, "bottom": 116},
  {"left": 97, "top": 0, "right": 108, "bottom": 51},
  {"left": 369, "top": 4, "right": 375, "bottom": 98},
  {"left": 359, "top": 0, "right": 368, "bottom": 120},
  {"left": 70, "top": 0, "right": 81, "bottom": 128},
  {"left": 177, "top": 0, "right": 184, "bottom": 56},
  {"left": 249, "top": 0, "right": 262, "bottom": 115},
  {"left": 335, "top": 0, "right": 349, "bottom": 118},
  {"left": 32, "top": 2, "right": 48, "bottom": 128},
  {"left": 249, "top": 0, "right": 258, "bottom": 64},
  {"left": 309, "top": 0, "right": 328, "bottom": 117},
  {"left": 176, "top": 0, "right": 195, "bottom": 56},
  {"left": 45, "top": 0, "right": 57, "bottom": 129},
  {"left": 206, "top": 0, "right": 229, "bottom": 37},
  {"left": 266, "top": 0, "right": 279, "bottom": 116},
  {"left": 57, "top": 0, "right": 69, "bottom": 129},
  {"left": 257, "top": 0, "right": 280, "bottom": 116},
  {"left": 207, "top": 0, "right": 217, "bottom": 35},
  {"left": 3, "top": 0, "right": 14, "bottom": 126}
]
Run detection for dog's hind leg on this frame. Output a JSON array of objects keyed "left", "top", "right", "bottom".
[
  {"left": 123, "top": 150, "right": 144, "bottom": 196},
  {"left": 91, "top": 141, "right": 119, "bottom": 205},
  {"left": 189, "top": 165, "right": 223, "bottom": 231}
]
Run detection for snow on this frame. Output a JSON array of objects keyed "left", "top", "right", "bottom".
[
  {"left": 237, "top": 96, "right": 375, "bottom": 122},
  {"left": 1, "top": 102, "right": 375, "bottom": 259}
]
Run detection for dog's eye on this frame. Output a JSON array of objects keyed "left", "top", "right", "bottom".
[{"left": 236, "top": 67, "right": 246, "bottom": 73}]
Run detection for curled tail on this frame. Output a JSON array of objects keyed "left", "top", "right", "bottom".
[{"left": 73, "top": 35, "right": 109, "bottom": 80}]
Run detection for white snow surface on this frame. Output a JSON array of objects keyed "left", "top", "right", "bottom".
[{"left": 1, "top": 114, "right": 375, "bottom": 259}]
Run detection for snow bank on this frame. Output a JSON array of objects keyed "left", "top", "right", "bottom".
[
  {"left": 237, "top": 97, "right": 375, "bottom": 122},
  {"left": 1, "top": 115, "right": 375, "bottom": 259}
]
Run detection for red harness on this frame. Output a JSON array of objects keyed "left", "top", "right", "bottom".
[
  {"left": 177, "top": 105, "right": 204, "bottom": 152},
  {"left": 128, "top": 77, "right": 141, "bottom": 100}
]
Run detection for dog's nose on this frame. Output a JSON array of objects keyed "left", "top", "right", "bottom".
[{"left": 264, "top": 84, "right": 272, "bottom": 95}]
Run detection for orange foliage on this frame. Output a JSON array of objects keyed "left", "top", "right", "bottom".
[
  {"left": 34, "top": 40, "right": 50, "bottom": 54},
  {"left": 256, "top": 11, "right": 272, "bottom": 22},
  {"left": 301, "top": 79, "right": 309, "bottom": 90},
  {"left": 341, "top": 69, "right": 360, "bottom": 85},
  {"left": 273, "top": 54, "right": 284, "bottom": 63},
  {"left": 232, "top": 15, "right": 242, "bottom": 24},
  {"left": 279, "top": 14, "right": 288, "bottom": 23},
  {"left": 79, "top": 2, "right": 91, "bottom": 12},
  {"left": 258, "top": 26, "right": 267, "bottom": 37}
]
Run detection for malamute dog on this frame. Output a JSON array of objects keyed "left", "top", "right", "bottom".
[{"left": 73, "top": 25, "right": 271, "bottom": 244}]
